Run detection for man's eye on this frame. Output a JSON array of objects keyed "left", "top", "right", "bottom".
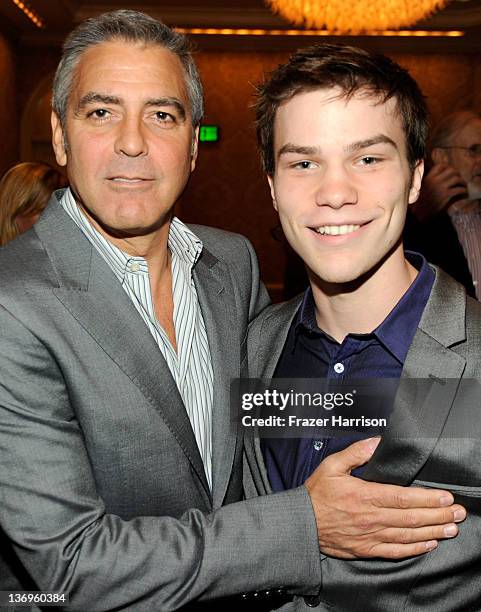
[
  {"left": 293, "top": 160, "right": 314, "bottom": 169},
  {"left": 155, "top": 111, "right": 174, "bottom": 122},
  {"left": 469, "top": 144, "right": 481, "bottom": 156},
  {"left": 90, "top": 109, "right": 109, "bottom": 119},
  {"left": 359, "top": 156, "right": 379, "bottom": 166}
]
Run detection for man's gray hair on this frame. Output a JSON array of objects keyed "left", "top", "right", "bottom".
[
  {"left": 431, "top": 110, "right": 481, "bottom": 150},
  {"left": 52, "top": 10, "right": 204, "bottom": 127}
]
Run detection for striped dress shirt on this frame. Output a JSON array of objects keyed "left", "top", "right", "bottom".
[
  {"left": 60, "top": 188, "right": 214, "bottom": 489},
  {"left": 449, "top": 203, "right": 481, "bottom": 300}
]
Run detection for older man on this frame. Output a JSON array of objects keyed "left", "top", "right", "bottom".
[
  {"left": 0, "top": 12, "right": 463, "bottom": 612},
  {"left": 405, "top": 110, "right": 481, "bottom": 298}
]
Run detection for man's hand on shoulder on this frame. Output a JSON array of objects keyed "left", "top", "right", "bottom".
[{"left": 305, "top": 437, "right": 466, "bottom": 560}]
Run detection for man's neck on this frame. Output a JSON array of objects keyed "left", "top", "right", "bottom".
[
  {"left": 76, "top": 203, "right": 175, "bottom": 344},
  {"left": 310, "top": 247, "right": 418, "bottom": 343}
]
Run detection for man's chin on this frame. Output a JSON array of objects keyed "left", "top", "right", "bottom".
[
  {"left": 80, "top": 208, "right": 168, "bottom": 240},
  {"left": 307, "top": 266, "right": 365, "bottom": 291},
  {"left": 467, "top": 179, "right": 481, "bottom": 201}
]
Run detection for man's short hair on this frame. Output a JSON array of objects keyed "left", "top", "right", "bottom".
[
  {"left": 52, "top": 9, "right": 204, "bottom": 128},
  {"left": 430, "top": 110, "right": 481, "bottom": 150},
  {"left": 255, "top": 43, "right": 428, "bottom": 176}
]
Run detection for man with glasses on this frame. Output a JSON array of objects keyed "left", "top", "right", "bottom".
[{"left": 405, "top": 110, "right": 481, "bottom": 298}]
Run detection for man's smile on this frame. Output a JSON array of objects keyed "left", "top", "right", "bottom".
[{"left": 314, "top": 223, "right": 362, "bottom": 236}]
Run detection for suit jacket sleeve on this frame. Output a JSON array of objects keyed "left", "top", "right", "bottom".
[{"left": 0, "top": 237, "right": 320, "bottom": 611}]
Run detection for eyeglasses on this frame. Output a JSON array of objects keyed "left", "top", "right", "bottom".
[{"left": 440, "top": 144, "right": 481, "bottom": 159}]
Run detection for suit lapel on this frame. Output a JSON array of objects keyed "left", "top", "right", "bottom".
[
  {"left": 193, "top": 250, "right": 239, "bottom": 508},
  {"left": 363, "top": 330, "right": 466, "bottom": 484},
  {"left": 255, "top": 298, "right": 302, "bottom": 378},
  {"left": 364, "top": 268, "right": 467, "bottom": 484},
  {"left": 36, "top": 195, "right": 212, "bottom": 505},
  {"left": 249, "top": 299, "right": 302, "bottom": 495}
]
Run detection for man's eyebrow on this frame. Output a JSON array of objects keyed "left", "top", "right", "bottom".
[
  {"left": 346, "top": 135, "right": 397, "bottom": 153},
  {"left": 75, "top": 93, "right": 186, "bottom": 121},
  {"left": 277, "top": 136, "right": 397, "bottom": 158},
  {"left": 278, "top": 144, "right": 321, "bottom": 158},
  {"left": 76, "top": 93, "right": 122, "bottom": 113}
]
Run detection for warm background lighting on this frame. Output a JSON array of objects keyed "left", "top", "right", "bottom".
[
  {"left": 175, "top": 27, "right": 464, "bottom": 38},
  {"left": 265, "top": 0, "right": 449, "bottom": 32},
  {"left": 11, "top": 0, "right": 45, "bottom": 29}
]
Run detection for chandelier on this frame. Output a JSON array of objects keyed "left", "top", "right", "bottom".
[{"left": 265, "top": 0, "right": 450, "bottom": 32}]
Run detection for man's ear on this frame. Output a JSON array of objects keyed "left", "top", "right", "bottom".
[
  {"left": 267, "top": 175, "right": 278, "bottom": 211},
  {"left": 190, "top": 126, "right": 199, "bottom": 172},
  {"left": 408, "top": 159, "right": 424, "bottom": 205},
  {"left": 51, "top": 111, "right": 67, "bottom": 167},
  {"left": 431, "top": 147, "right": 449, "bottom": 165}
]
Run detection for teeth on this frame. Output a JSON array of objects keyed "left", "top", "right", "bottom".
[
  {"left": 112, "top": 178, "right": 142, "bottom": 182},
  {"left": 316, "top": 224, "right": 360, "bottom": 236}
]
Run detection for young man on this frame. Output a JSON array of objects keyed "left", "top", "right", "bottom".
[{"left": 246, "top": 44, "right": 480, "bottom": 611}]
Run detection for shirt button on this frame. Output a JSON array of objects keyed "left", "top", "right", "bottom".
[
  {"left": 129, "top": 262, "right": 140, "bottom": 272},
  {"left": 334, "top": 362, "right": 344, "bottom": 374},
  {"left": 313, "top": 440, "right": 323, "bottom": 451}
]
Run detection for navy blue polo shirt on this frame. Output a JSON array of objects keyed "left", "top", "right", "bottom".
[{"left": 262, "top": 253, "right": 435, "bottom": 492}]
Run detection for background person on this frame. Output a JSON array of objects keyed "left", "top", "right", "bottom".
[
  {"left": 405, "top": 110, "right": 481, "bottom": 298},
  {"left": 0, "top": 161, "right": 66, "bottom": 246}
]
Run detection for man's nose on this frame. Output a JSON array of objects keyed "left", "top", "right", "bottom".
[
  {"left": 314, "top": 165, "right": 358, "bottom": 209},
  {"left": 114, "top": 116, "right": 148, "bottom": 157}
]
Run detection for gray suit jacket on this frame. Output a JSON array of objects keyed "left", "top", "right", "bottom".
[
  {"left": 245, "top": 267, "right": 481, "bottom": 611},
  {"left": 0, "top": 193, "right": 320, "bottom": 611}
]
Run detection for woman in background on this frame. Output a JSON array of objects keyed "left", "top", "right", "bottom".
[{"left": 0, "top": 161, "right": 67, "bottom": 246}]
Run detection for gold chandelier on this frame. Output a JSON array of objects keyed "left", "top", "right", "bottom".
[{"left": 265, "top": 0, "right": 449, "bottom": 32}]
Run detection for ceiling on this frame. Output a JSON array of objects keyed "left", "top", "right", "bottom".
[{"left": 2, "top": 0, "right": 481, "bottom": 52}]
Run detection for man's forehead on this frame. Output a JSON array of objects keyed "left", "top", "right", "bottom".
[
  {"left": 275, "top": 87, "right": 402, "bottom": 135},
  {"left": 272, "top": 87, "right": 411, "bottom": 164},
  {"left": 66, "top": 40, "right": 188, "bottom": 107},
  {"left": 278, "top": 86, "right": 399, "bottom": 119},
  {"left": 456, "top": 118, "right": 481, "bottom": 142},
  {"left": 70, "top": 40, "right": 183, "bottom": 86}
]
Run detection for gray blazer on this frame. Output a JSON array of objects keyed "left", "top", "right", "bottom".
[
  {"left": 0, "top": 193, "right": 320, "bottom": 611},
  {"left": 245, "top": 267, "right": 481, "bottom": 611}
]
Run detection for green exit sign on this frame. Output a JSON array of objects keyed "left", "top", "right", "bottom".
[{"left": 200, "top": 125, "right": 220, "bottom": 143}]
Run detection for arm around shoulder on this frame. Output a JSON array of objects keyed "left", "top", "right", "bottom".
[{"left": 0, "top": 303, "right": 319, "bottom": 610}]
